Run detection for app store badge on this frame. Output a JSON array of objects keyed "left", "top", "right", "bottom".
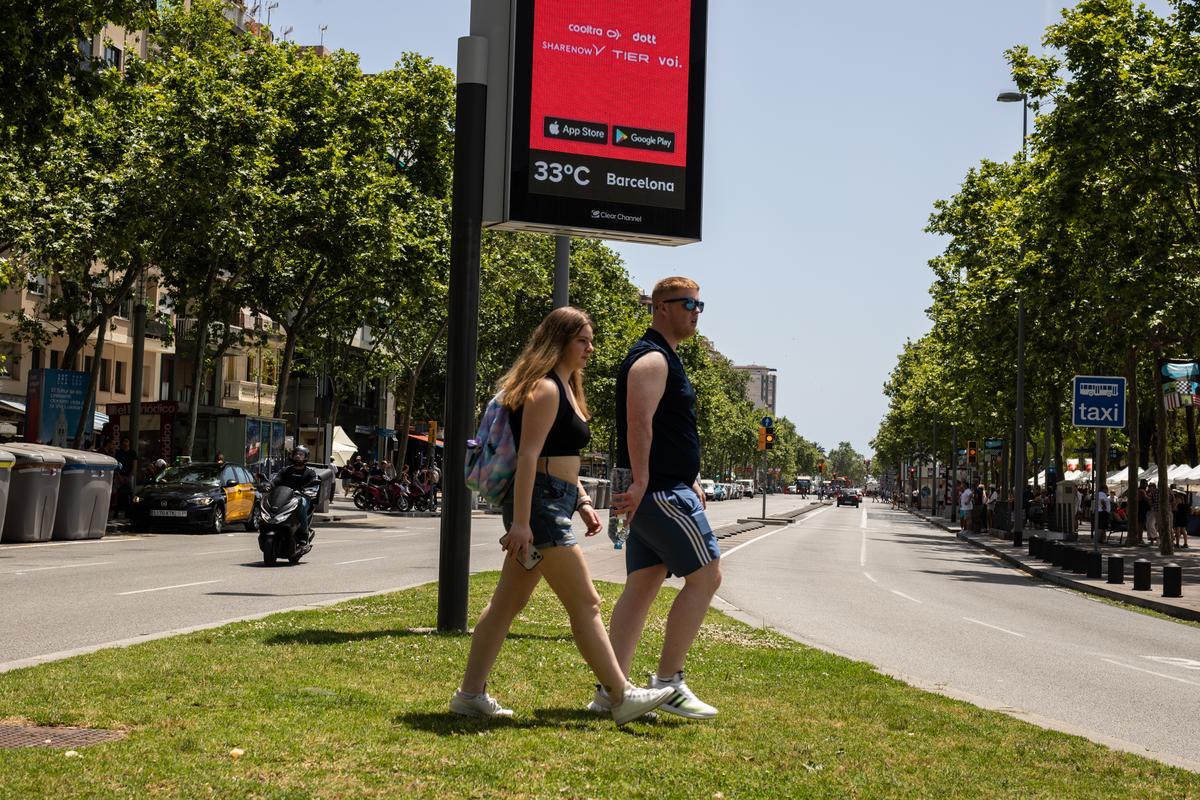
[
  {"left": 612, "top": 125, "right": 676, "bottom": 153},
  {"left": 544, "top": 116, "right": 608, "bottom": 145}
]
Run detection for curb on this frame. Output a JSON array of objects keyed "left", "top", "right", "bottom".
[{"left": 908, "top": 510, "right": 1200, "bottom": 624}]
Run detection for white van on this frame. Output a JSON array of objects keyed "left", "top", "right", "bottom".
[{"left": 735, "top": 478, "right": 755, "bottom": 497}]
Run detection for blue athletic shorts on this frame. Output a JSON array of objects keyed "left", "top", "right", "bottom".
[{"left": 626, "top": 483, "right": 719, "bottom": 578}]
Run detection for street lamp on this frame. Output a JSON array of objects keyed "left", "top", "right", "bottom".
[{"left": 997, "top": 90, "right": 1029, "bottom": 543}]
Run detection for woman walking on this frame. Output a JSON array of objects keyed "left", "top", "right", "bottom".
[{"left": 451, "top": 307, "right": 673, "bottom": 725}]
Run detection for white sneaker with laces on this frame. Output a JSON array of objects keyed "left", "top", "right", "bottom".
[
  {"left": 586, "top": 684, "right": 658, "bottom": 720},
  {"left": 450, "top": 689, "right": 513, "bottom": 718},
  {"left": 650, "top": 672, "right": 718, "bottom": 719},
  {"left": 611, "top": 684, "right": 673, "bottom": 726}
]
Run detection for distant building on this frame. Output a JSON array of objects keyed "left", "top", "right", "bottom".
[{"left": 733, "top": 364, "right": 776, "bottom": 415}]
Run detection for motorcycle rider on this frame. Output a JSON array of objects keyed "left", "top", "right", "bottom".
[{"left": 269, "top": 445, "right": 321, "bottom": 542}]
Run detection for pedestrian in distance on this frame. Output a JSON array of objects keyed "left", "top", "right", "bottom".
[
  {"left": 605, "top": 276, "right": 722, "bottom": 721},
  {"left": 452, "top": 306, "right": 674, "bottom": 725},
  {"left": 958, "top": 481, "right": 973, "bottom": 532},
  {"left": 1170, "top": 487, "right": 1190, "bottom": 548}
]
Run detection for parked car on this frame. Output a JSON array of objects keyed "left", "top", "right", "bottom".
[
  {"left": 735, "top": 478, "right": 755, "bottom": 497},
  {"left": 728, "top": 482, "right": 743, "bottom": 499},
  {"left": 836, "top": 488, "right": 862, "bottom": 508},
  {"left": 131, "top": 462, "right": 260, "bottom": 533},
  {"left": 699, "top": 479, "right": 716, "bottom": 501},
  {"left": 712, "top": 483, "right": 727, "bottom": 501}
]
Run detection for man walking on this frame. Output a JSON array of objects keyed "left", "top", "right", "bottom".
[{"left": 599, "top": 276, "right": 721, "bottom": 721}]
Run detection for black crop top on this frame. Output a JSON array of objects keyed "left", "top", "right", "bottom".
[{"left": 510, "top": 372, "right": 591, "bottom": 457}]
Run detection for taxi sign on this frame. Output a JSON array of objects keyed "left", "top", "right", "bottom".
[{"left": 1072, "top": 375, "right": 1126, "bottom": 429}]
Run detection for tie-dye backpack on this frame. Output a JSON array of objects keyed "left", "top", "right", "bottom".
[{"left": 464, "top": 393, "right": 517, "bottom": 506}]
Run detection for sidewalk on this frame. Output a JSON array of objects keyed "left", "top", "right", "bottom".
[{"left": 909, "top": 508, "right": 1200, "bottom": 623}]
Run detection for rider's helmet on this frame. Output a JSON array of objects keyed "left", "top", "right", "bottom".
[
  {"left": 291, "top": 445, "right": 310, "bottom": 466},
  {"left": 153, "top": 458, "right": 168, "bottom": 470}
]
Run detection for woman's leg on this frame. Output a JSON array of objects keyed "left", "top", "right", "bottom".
[
  {"left": 538, "top": 545, "right": 628, "bottom": 703},
  {"left": 459, "top": 554, "right": 542, "bottom": 695}
]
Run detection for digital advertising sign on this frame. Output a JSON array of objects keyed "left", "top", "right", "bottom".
[{"left": 478, "top": 0, "right": 708, "bottom": 245}]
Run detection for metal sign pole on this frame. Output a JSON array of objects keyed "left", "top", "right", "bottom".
[{"left": 437, "top": 36, "right": 488, "bottom": 633}]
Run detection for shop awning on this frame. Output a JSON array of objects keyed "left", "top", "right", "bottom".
[{"left": 408, "top": 433, "right": 444, "bottom": 449}]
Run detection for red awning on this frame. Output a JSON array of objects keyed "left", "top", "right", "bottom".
[{"left": 408, "top": 433, "right": 444, "bottom": 448}]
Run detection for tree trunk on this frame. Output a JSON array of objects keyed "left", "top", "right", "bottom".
[
  {"left": 1154, "top": 349, "right": 1174, "bottom": 557},
  {"left": 71, "top": 313, "right": 108, "bottom": 448},
  {"left": 271, "top": 274, "right": 320, "bottom": 421},
  {"left": 1126, "top": 345, "right": 1142, "bottom": 544},
  {"left": 1052, "top": 384, "right": 1063, "bottom": 480},
  {"left": 1186, "top": 405, "right": 1198, "bottom": 466},
  {"left": 393, "top": 319, "right": 449, "bottom": 473},
  {"left": 182, "top": 311, "right": 211, "bottom": 459}
]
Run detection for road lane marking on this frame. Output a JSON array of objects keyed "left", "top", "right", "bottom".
[
  {"left": 118, "top": 580, "right": 222, "bottom": 596},
  {"left": 335, "top": 556, "right": 386, "bottom": 566},
  {"left": 890, "top": 590, "right": 922, "bottom": 604},
  {"left": 7, "top": 561, "right": 114, "bottom": 576},
  {"left": 195, "top": 548, "right": 256, "bottom": 555},
  {"left": 861, "top": 508, "right": 867, "bottom": 528},
  {"left": 0, "top": 537, "right": 142, "bottom": 550},
  {"left": 1101, "top": 658, "right": 1200, "bottom": 688},
  {"left": 863, "top": 571, "right": 877, "bottom": 583},
  {"left": 963, "top": 617, "right": 1025, "bottom": 638},
  {"left": 1143, "top": 656, "right": 1200, "bottom": 672},
  {"left": 860, "top": 525, "right": 867, "bottom": 566},
  {"left": 721, "top": 507, "right": 828, "bottom": 559}
]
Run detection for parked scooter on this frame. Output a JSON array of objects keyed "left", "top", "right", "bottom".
[
  {"left": 258, "top": 483, "right": 319, "bottom": 565},
  {"left": 352, "top": 477, "right": 412, "bottom": 512}
]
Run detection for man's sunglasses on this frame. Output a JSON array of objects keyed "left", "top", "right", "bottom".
[{"left": 662, "top": 297, "right": 705, "bottom": 313}]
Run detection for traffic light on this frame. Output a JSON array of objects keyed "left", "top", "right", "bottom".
[
  {"left": 967, "top": 440, "right": 978, "bottom": 465},
  {"left": 909, "top": 466, "right": 916, "bottom": 477},
  {"left": 764, "top": 425, "right": 775, "bottom": 450},
  {"left": 757, "top": 426, "right": 767, "bottom": 451}
]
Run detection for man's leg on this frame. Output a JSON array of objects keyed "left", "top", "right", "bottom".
[
  {"left": 657, "top": 558, "right": 722, "bottom": 678},
  {"left": 608, "top": 564, "right": 668, "bottom": 676}
]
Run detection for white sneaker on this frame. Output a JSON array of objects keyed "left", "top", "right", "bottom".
[
  {"left": 650, "top": 672, "right": 718, "bottom": 719},
  {"left": 611, "top": 684, "right": 673, "bottom": 726},
  {"left": 450, "top": 689, "right": 513, "bottom": 718},
  {"left": 586, "top": 684, "right": 658, "bottom": 720}
]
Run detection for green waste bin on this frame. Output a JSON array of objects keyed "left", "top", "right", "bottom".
[{"left": 1, "top": 444, "right": 64, "bottom": 543}]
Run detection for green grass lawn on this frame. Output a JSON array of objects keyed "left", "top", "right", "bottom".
[{"left": 1, "top": 574, "right": 1197, "bottom": 799}]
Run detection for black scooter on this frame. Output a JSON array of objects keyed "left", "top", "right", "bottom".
[{"left": 258, "top": 484, "right": 318, "bottom": 565}]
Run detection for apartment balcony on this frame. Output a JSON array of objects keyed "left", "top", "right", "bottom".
[{"left": 222, "top": 379, "right": 277, "bottom": 415}]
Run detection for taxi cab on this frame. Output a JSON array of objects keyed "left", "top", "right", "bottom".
[{"left": 131, "top": 462, "right": 259, "bottom": 533}]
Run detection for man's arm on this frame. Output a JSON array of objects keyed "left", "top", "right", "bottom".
[{"left": 621, "top": 352, "right": 668, "bottom": 522}]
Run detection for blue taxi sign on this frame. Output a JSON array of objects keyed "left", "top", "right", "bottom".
[{"left": 1072, "top": 375, "right": 1126, "bottom": 429}]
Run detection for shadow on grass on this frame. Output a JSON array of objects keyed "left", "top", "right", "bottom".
[
  {"left": 264, "top": 629, "right": 571, "bottom": 646},
  {"left": 394, "top": 707, "right": 669, "bottom": 735}
]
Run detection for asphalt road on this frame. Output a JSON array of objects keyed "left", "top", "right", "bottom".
[
  {"left": 715, "top": 500, "right": 1200, "bottom": 771},
  {"left": 0, "top": 493, "right": 793, "bottom": 671}
]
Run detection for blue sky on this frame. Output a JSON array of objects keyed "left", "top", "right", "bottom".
[{"left": 265, "top": 0, "right": 1171, "bottom": 458}]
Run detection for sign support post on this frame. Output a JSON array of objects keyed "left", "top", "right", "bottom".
[{"left": 437, "top": 36, "right": 488, "bottom": 634}]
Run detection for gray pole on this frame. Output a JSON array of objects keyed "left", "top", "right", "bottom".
[
  {"left": 129, "top": 292, "right": 146, "bottom": 492},
  {"left": 553, "top": 235, "right": 569, "bottom": 309},
  {"left": 1093, "top": 428, "right": 1106, "bottom": 551},
  {"left": 437, "top": 36, "right": 488, "bottom": 633}
]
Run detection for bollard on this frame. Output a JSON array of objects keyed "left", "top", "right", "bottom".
[
  {"left": 1086, "top": 550, "right": 1102, "bottom": 579},
  {"left": 1133, "top": 558, "right": 1152, "bottom": 591},
  {"left": 1107, "top": 555, "right": 1124, "bottom": 584},
  {"left": 1053, "top": 541, "right": 1067, "bottom": 568},
  {"left": 1028, "top": 535, "right": 1037, "bottom": 557},
  {"left": 1049, "top": 541, "right": 1062, "bottom": 567},
  {"left": 1013, "top": 528, "right": 1023, "bottom": 548},
  {"left": 1163, "top": 563, "right": 1183, "bottom": 598},
  {"left": 1071, "top": 547, "right": 1088, "bottom": 574}
]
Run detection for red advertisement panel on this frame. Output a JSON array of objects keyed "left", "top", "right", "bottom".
[{"left": 529, "top": 0, "right": 692, "bottom": 168}]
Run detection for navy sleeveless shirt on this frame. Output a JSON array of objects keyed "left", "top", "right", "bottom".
[{"left": 616, "top": 328, "right": 701, "bottom": 492}]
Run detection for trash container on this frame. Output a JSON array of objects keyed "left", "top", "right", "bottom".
[
  {"left": 0, "top": 449, "right": 14, "bottom": 532},
  {"left": 0, "top": 444, "right": 64, "bottom": 543},
  {"left": 22, "top": 445, "right": 118, "bottom": 540}
]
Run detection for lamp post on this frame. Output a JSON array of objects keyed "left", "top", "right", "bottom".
[{"left": 997, "top": 91, "right": 1029, "bottom": 542}]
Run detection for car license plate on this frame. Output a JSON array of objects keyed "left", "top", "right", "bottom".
[{"left": 150, "top": 510, "right": 189, "bottom": 518}]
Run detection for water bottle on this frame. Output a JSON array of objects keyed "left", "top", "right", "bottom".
[{"left": 608, "top": 467, "right": 633, "bottom": 549}]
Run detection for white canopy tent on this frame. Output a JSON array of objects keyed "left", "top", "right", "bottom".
[{"left": 330, "top": 425, "right": 359, "bottom": 467}]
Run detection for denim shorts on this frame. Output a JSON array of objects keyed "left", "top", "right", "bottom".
[{"left": 502, "top": 472, "right": 579, "bottom": 548}]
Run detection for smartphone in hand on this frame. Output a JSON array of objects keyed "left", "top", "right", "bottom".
[{"left": 500, "top": 535, "right": 544, "bottom": 571}]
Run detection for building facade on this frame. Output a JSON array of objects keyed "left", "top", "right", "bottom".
[{"left": 733, "top": 364, "right": 777, "bottom": 416}]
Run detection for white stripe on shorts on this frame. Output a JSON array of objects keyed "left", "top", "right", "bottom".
[{"left": 653, "top": 491, "right": 710, "bottom": 566}]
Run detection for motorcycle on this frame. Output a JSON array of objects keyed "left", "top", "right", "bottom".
[
  {"left": 258, "top": 483, "right": 319, "bottom": 565},
  {"left": 352, "top": 477, "right": 411, "bottom": 512},
  {"left": 408, "top": 478, "right": 439, "bottom": 512}
]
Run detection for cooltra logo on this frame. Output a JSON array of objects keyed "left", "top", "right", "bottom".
[
  {"left": 613, "top": 125, "right": 675, "bottom": 153},
  {"left": 544, "top": 116, "right": 608, "bottom": 144}
]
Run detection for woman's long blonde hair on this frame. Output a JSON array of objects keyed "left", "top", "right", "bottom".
[{"left": 498, "top": 307, "right": 592, "bottom": 419}]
